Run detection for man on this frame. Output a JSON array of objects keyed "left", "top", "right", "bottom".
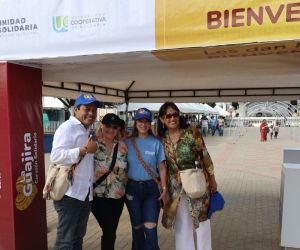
[
  {"left": 50, "top": 93, "right": 101, "bottom": 250},
  {"left": 209, "top": 116, "right": 218, "bottom": 136}
]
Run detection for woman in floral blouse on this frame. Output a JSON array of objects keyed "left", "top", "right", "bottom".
[
  {"left": 158, "top": 102, "right": 218, "bottom": 250},
  {"left": 92, "top": 113, "right": 127, "bottom": 250}
]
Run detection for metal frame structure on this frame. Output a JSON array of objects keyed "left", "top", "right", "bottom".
[
  {"left": 43, "top": 81, "right": 300, "bottom": 102},
  {"left": 228, "top": 102, "right": 299, "bottom": 141},
  {"left": 245, "top": 102, "right": 297, "bottom": 117}
]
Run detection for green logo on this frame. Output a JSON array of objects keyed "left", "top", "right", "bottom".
[{"left": 52, "top": 16, "right": 68, "bottom": 32}]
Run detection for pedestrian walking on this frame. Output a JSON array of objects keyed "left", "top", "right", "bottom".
[
  {"left": 274, "top": 124, "right": 279, "bottom": 139},
  {"left": 260, "top": 119, "right": 268, "bottom": 142}
]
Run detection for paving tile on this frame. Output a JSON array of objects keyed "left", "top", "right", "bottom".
[{"left": 46, "top": 127, "right": 299, "bottom": 249}]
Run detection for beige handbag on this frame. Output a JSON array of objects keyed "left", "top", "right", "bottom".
[
  {"left": 43, "top": 164, "right": 70, "bottom": 201},
  {"left": 179, "top": 163, "right": 207, "bottom": 199},
  {"left": 43, "top": 155, "right": 84, "bottom": 200}
]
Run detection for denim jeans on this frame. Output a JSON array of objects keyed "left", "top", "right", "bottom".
[
  {"left": 211, "top": 126, "right": 217, "bottom": 136},
  {"left": 54, "top": 194, "right": 91, "bottom": 250},
  {"left": 218, "top": 125, "right": 224, "bottom": 136},
  {"left": 125, "top": 179, "right": 161, "bottom": 250},
  {"left": 201, "top": 127, "right": 208, "bottom": 137},
  {"left": 92, "top": 197, "right": 124, "bottom": 250}
]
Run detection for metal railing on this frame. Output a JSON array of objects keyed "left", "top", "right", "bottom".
[
  {"left": 226, "top": 117, "right": 300, "bottom": 142},
  {"left": 44, "top": 120, "right": 101, "bottom": 134}
]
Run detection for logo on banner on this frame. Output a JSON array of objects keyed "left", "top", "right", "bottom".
[
  {"left": 52, "top": 16, "right": 69, "bottom": 32},
  {"left": 15, "top": 132, "right": 39, "bottom": 211},
  {"left": 52, "top": 14, "right": 106, "bottom": 33},
  {"left": 0, "top": 17, "right": 38, "bottom": 37}
]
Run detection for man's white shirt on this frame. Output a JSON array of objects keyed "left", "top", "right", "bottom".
[{"left": 51, "top": 116, "right": 94, "bottom": 201}]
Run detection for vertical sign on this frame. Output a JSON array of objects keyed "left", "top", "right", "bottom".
[{"left": 0, "top": 63, "right": 47, "bottom": 250}]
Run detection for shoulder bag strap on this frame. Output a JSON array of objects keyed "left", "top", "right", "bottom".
[
  {"left": 93, "top": 143, "right": 119, "bottom": 189},
  {"left": 67, "top": 153, "right": 86, "bottom": 185},
  {"left": 130, "top": 138, "right": 161, "bottom": 188}
]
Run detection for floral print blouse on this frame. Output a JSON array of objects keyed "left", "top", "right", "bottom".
[
  {"left": 161, "top": 128, "right": 215, "bottom": 229},
  {"left": 93, "top": 140, "right": 127, "bottom": 199}
]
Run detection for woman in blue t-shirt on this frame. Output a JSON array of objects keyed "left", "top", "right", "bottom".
[{"left": 125, "top": 108, "right": 167, "bottom": 250}]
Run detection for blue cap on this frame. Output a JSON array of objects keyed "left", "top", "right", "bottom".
[
  {"left": 207, "top": 191, "right": 225, "bottom": 219},
  {"left": 74, "top": 93, "right": 102, "bottom": 108},
  {"left": 133, "top": 108, "right": 152, "bottom": 122}
]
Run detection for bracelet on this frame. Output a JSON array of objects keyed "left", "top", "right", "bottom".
[{"left": 162, "top": 186, "right": 166, "bottom": 190}]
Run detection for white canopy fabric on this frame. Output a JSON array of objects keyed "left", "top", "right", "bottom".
[
  {"left": 117, "top": 103, "right": 163, "bottom": 112},
  {"left": 117, "top": 103, "right": 212, "bottom": 114},
  {"left": 42, "top": 97, "right": 65, "bottom": 109},
  {"left": 214, "top": 106, "right": 230, "bottom": 117},
  {"left": 203, "top": 104, "right": 218, "bottom": 115},
  {"left": 2, "top": 1, "right": 300, "bottom": 103}
]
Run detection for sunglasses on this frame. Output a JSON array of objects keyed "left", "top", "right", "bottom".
[
  {"left": 165, "top": 112, "right": 179, "bottom": 119},
  {"left": 105, "top": 124, "right": 119, "bottom": 130}
]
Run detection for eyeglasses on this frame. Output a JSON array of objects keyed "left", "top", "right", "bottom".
[
  {"left": 165, "top": 113, "right": 179, "bottom": 119},
  {"left": 105, "top": 124, "right": 119, "bottom": 130}
]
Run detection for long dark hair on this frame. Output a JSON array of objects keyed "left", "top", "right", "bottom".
[
  {"left": 157, "top": 102, "right": 188, "bottom": 137},
  {"left": 131, "top": 121, "right": 154, "bottom": 138}
]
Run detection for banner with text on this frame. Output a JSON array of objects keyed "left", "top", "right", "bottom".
[
  {"left": 0, "top": 0, "right": 155, "bottom": 60},
  {"left": 0, "top": 0, "right": 299, "bottom": 60},
  {"left": 155, "top": 0, "right": 300, "bottom": 49}
]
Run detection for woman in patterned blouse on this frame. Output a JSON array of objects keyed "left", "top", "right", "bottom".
[
  {"left": 92, "top": 113, "right": 128, "bottom": 250},
  {"left": 157, "top": 102, "right": 218, "bottom": 250}
]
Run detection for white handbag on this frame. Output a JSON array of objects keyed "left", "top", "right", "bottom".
[
  {"left": 179, "top": 165, "right": 207, "bottom": 199},
  {"left": 43, "top": 154, "right": 85, "bottom": 201},
  {"left": 43, "top": 164, "right": 70, "bottom": 201}
]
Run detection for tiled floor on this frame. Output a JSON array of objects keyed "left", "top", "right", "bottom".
[{"left": 46, "top": 127, "right": 299, "bottom": 250}]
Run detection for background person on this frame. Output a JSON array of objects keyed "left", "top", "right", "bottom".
[
  {"left": 274, "top": 123, "right": 279, "bottom": 139},
  {"left": 260, "top": 119, "right": 268, "bottom": 142},
  {"left": 50, "top": 93, "right": 101, "bottom": 250},
  {"left": 218, "top": 116, "right": 225, "bottom": 136},
  {"left": 125, "top": 108, "right": 167, "bottom": 250},
  {"left": 157, "top": 102, "right": 218, "bottom": 250},
  {"left": 269, "top": 124, "right": 274, "bottom": 140},
  {"left": 200, "top": 115, "right": 209, "bottom": 137},
  {"left": 209, "top": 116, "right": 218, "bottom": 136},
  {"left": 92, "top": 113, "right": 127, "bottom": 250}
]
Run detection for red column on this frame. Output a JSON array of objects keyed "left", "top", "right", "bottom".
[{"left": 0, "top": 63, "right": 47, "bottom": 250}]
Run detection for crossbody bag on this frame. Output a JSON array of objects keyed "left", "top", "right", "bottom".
[
  {"left": 43, "top": 155, "right": 85, "bottom": 201},
  {"left": 166, "top": 132, "right": 207, "bottom": 199},
  {"left": 93, "top": 143, "right": 119, "bottom": 189}
]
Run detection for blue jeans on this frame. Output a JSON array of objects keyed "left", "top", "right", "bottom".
[
  {"left": 125, "top": 179, "right": 161, "bottom": 250},
  {"left": 54, "top": 194, "right": 91, "bottom": 250},
  {"left": 219, "top": 125, "right": 224, "bottom": 136},
  {"left": 201, "top": 127, "right": 208, "bottom": 137},
  {"left": 211, "top": 126, "right": 217, "bottom": 136}
]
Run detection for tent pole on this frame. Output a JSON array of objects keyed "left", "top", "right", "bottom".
[{"left": 124, "top": 81, "right": 135, "bottom": 130}]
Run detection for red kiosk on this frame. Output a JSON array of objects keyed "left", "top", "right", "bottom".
[{"left": 0, "top": 63, "right": 47, "bottom": 249}]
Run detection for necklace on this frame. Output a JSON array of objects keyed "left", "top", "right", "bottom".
[{"left": 169, "top": 130, "right": 180, "bottom": 146}]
